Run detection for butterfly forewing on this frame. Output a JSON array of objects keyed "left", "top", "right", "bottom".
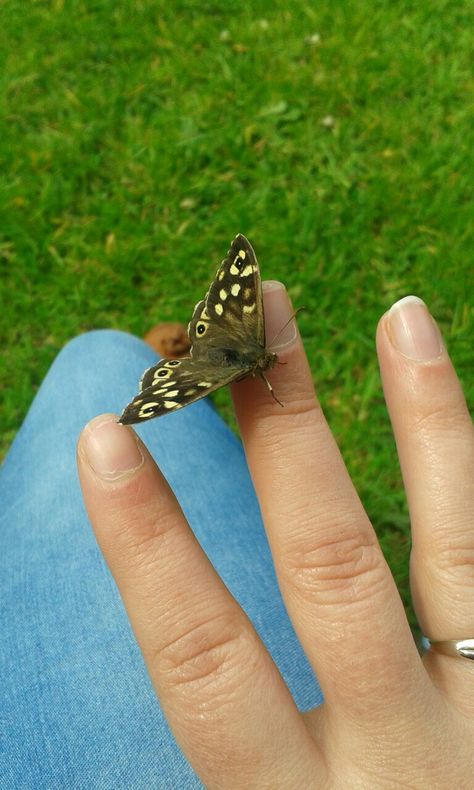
[{"left": 187, "top": 234, "right": 265, "bottom": 351}]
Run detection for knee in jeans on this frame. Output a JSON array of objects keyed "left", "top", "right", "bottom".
[{"left": 57, "top": 330, "right": 136, "bottom": 364}]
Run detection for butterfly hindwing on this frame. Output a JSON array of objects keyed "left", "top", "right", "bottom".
[{"left": 119, "top": 357, "right": 247, "bottom": 424}]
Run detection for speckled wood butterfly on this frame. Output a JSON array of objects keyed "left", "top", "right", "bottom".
[{"left": 118, "top": 234, "right": 281, "bottom": 425}]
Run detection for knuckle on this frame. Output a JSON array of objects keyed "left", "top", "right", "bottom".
[
  {"left": 410, "top": 398, "right": 470, "bottom": 438},
  {"left": 280, "top": 525, "right": 386, "bottom": 607},
  {"left": 428, "top": 533, "right": 474, "bottom": 581},
  {"left": 152, "top": 609, "right": 256, "bottom": 697},
  {"left": 259, "top": 394, "right": 324, "bottom": 429},
  {"left": 276, "top": 394, "right": 324, "bottom": 422},
  {"left": 255, "top": 407, "right": 327, "bottom": 471}
]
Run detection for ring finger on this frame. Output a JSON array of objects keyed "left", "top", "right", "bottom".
[{"left": 377, "top": 296, "right": 474, "bottom": 702}]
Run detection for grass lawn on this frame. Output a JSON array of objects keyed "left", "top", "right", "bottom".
[{"left": 1, "top": 0, "right": 472, "bottom": 629}]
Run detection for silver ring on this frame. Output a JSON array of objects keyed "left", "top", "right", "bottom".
[{"left": 424, "top": 638, "right": 474, "bottom": 660}]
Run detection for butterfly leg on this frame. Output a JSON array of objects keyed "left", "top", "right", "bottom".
[{"left": 260, "top": 373, "right": 284, "bottom": 407}]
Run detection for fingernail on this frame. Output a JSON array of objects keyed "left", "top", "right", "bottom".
[
  {"left": 81, "top": 414, "right": 144, "bottom": 481},
  {"left": 388, "top": 296, "right": 444, "bottom": 361},
  {"left": 262, "top": 281, "right": 298, "bottom": 350}
]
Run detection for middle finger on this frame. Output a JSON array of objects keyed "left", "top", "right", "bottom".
[{"left": 233, "top": 283, "right": 426, "bottom": 725}]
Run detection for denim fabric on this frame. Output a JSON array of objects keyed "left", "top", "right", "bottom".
[{"left": 0, "top": 330, "right": 322, "bottom": 789}]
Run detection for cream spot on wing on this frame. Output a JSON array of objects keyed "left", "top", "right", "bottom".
[
  {"left": 200, "top": 306, "right": 210, "bottom": 320},
  {"left": 231, "top": 262, "right": 254, "bottom": 276},
  {"left": 157, "top": 380, "right": 175, "bottom": 388},
  {"left": 165, "top": 390, "right": 179, "bottom": 397},
  {"left": 218, "top": 269, "right": 225, "bottom": 281},
  {"left": 219, "top": 288, "right": 227, "bottom": 300},
  {"left": 214, "top": 303, "right": 224, "bottom": 316},
  {"left": 163, "top": 401, "right": 179, "bottom": 409},
  {"left": 198, "top": 381, "right": 212, "bottom": 388},
  {"left": 184, "top": 388, "right": 196, "bottom": 396},
  {"left": 138, "top": 402, "right": 159, "bottom": 417},
  {"left": 243, "top": 287, "right": 252, "bottom": 300},
  {"left": 231, "top": 283, "right": 241, "bottom": 296},
  {"left": 243, "top": 303, "right": 256, "bottom": 313}
]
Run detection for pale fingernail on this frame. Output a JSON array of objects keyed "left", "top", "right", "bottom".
[
  {"left": 388, "top": 296, "right": 444, "bottom": 361},
  {"left": 81, "top": 414, "right": 144, "bottom": 481},
  {"left": 263, "top": 281, "right": 298, "bottom": 350}
]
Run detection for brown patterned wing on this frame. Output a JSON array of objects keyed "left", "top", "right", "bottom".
[
  {"left": 187, "top": 234, "right": 265, "bottom": 358},
  {"left": 118, "top": 357, "right": 246, "bottom": 424}
]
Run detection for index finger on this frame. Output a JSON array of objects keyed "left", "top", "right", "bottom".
[{"left": 77, "top": 414, "right": 315, "bottom": 787}]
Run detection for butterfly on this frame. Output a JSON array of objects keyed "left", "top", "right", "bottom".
[{"left": 118, "top": 234, "right": 281, "bottom": 425}]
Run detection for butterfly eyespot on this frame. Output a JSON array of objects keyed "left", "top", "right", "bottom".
[
  {"left": 196, "top": 321, "right": 208, "bottom": 335},
  {"left": 165, "top": 360, "right": 181, "bottom": 368},
  {"left": 230, "top": 258, "right": 255, "bottom": 277},
  {"left": 139, "top": 402, "right": 159, "bottom": 418},
  {"left": 232, "top": 255, "right": 244, "bottom": 271},
  {"left": 156, "top": 368, "right": 172, "bottom": 379}
]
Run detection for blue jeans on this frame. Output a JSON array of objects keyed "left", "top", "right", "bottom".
[{"left": 1, "top": 331, "right": 322, "bottom": 789}]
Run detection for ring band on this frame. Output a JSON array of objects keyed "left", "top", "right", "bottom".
[{"left": 425, "top": 638, "right": 474, "bottom": 660}]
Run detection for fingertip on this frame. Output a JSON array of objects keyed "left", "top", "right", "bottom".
[
  {"left": 262, "top": 281, "right": 299, "bottom": 352},
  {"left": 377, "top": 296, "right": 445, "bottom": 365},
  {"left": 77, "top": 413, "right": 144, "bottom": 482},
  {"left": 375, "top": 309, "right": 390, "bottom": 354},
  {"left": 80, "top": 412, "right": 120, "bottom": 436}
]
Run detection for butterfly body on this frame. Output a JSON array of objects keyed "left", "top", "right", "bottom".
[
  {"left": 119, "top": 234, "right": 278, "bottom": 425},
  {"left": 199, "top": 344, "right": 276, "bottom": 373}
]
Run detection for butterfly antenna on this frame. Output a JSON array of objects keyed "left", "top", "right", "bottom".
[{"left": 268, "top": 306, "right": 305, "bottom": 348}]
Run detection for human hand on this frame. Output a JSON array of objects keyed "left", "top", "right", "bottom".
[{"left": 77, "top": 283, "right": 474, "bottom": 788}]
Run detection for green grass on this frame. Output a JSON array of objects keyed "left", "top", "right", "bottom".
[{"left": 1, "top": 0, "right": 472, "bottom": 628}]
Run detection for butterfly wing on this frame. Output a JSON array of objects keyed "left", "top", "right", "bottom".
[
  {"left": 187, "top": 234, "right": 265, "bottom": 357},
  {"left": 118, "top": 357, "right": 244, "bottom": 424}
]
